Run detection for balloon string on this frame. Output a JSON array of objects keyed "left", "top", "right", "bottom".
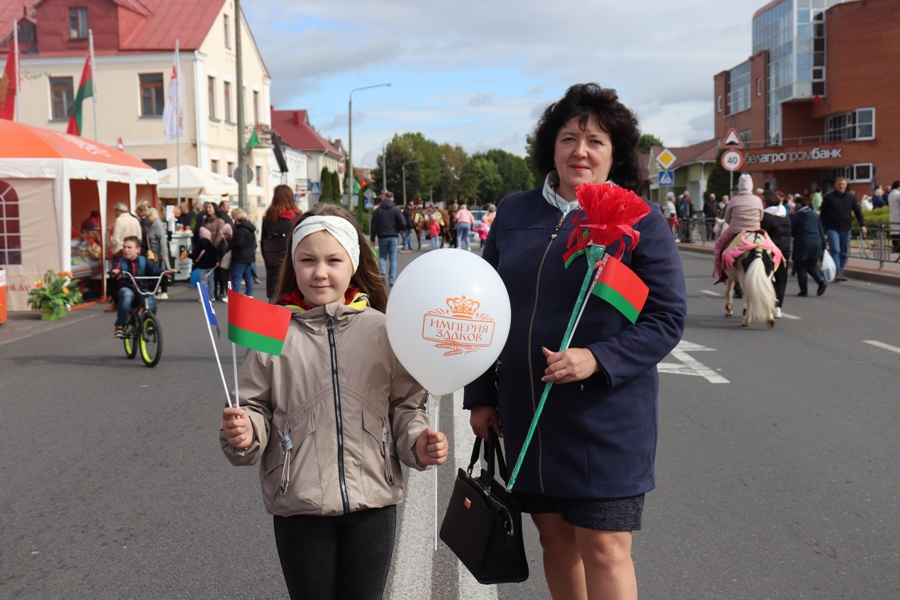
[{"left": 507, "top": 245, "right": 606, "bottom": 491}]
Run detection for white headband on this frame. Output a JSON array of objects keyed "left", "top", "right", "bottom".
[{"left": 291, "top": 216, "right": 361, "bottom": 272}]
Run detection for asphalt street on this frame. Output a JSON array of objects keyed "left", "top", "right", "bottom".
[{"left": 1, "top": 246, "right": 898, "bottom": 599}]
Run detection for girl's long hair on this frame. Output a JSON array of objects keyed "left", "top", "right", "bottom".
[
  {"left": 264, "top": 184, "right": 299, "bottom": 222},
  {"left": 273, "top": 203, "right": 387, "bottom": 312}
]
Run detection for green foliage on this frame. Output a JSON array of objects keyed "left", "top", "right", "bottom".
[
  {"left": 465, "top": 158, "right": 504, "bottom": 206},
  {"left": 27, "top": 270, "right": 83, "bottom": 312},
  {"left": 524, "top": 133, "right": 541, "bottom": 184},
  {"left": 636, "top": 133, "right": 664, "bottom": 155},
  {"left": 330, "top": 170, "right": 341, "bottom": 204},
  {"left": 439, "top": 143, "right": 477, "bottom": 203},
  {"left": 475, "top": 149, "right": 534, "bottom": 202},
  {"left": 320, "top": 167, "right": 333, "bottom": 202}
]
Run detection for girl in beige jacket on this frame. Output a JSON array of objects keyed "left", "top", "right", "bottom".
[{"left": 221, "top": 204, "right": 448, "bottom": 600}]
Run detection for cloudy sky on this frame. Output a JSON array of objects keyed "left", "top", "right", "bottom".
[{"left": 244, "top": 1, "right": 762, "bottom": 168}]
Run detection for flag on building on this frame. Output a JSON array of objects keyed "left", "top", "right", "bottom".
[
  {"left": 246, "top": 129, "right": 260, "bottom": 149},
  {"left": 0, "top": 42, "right": 17, "bottom": 120},
  {"left": 227, "top": 290, "right": 292, "bottom": 355},
  {"left": 591, "top": 255, "right": 649, "bottom": 324},
  {"left": 162, "top": 42, "right": 183, "bottom": 141},
  {"left": 197, "top": 281, "right": 220, "bottom": 338},
  {"left": 67, "top": 54, "right": 93, "bottom": 135}
]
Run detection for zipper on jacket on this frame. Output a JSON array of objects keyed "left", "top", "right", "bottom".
[
  {"left": 326, "top": 317, "right": 351, "bottom": 515},
  {"left": 382, "top": 418, "right": 395, "bottom": 485},
  {"left": 526, "top": 212, "right": 569, "bottom": 495}
]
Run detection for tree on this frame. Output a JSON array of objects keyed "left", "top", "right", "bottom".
[
  {"left": 438, "top": 143, "right": 477, "bottom": 203},
  {"left": 524, "top": 133, "right": 542, "bottom": 184},
  {"left": 320, "top": 166, "right": 333, "bottom": 202},
  {"left": 464, "top": 157, "right": 504, "bottom": 206},
  {"left": 477, "top": 149, "right": 535, "bottom": 200},
  {"left": 330, "top": 170, "right": 341, "bottom": 204},
  {"left": 636, "top": 133, "right": 664, "bottom": 154}
]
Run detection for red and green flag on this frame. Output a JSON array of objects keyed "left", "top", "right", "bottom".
[
  {"left": 592, "top": 255, "right": 649, "bottom": 324},
  {"left": 0, "top": 46, "right": 17, "bottom": 121},
  {"left": 227, "top": 290, "right": 292, "bottom": 355},
  {"left": 66, "top": 54, "right": 93, "bottom": 136}
]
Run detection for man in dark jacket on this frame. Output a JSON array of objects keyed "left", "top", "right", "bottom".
[
  {"left": 760, "top": 192, "right": 792, "bottom": 317},
  {"left": 369, "top": 191, "right": 406, "bottom": 285},
  {"left": 703, "top": 193, "right": 718, "bottom": 240},
  {"left": 820, "top": 177, "right": 866, "bottom": 281},
  {"left": 676, "top": 192, "right": 693, "bottom": 242}
]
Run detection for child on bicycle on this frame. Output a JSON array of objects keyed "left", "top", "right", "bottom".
[
  {"left": 111, "top": 236, "right": 166, "bottom": 338},
  {"left": 220, "top": 203, "right": 448, "bottom": 600}
]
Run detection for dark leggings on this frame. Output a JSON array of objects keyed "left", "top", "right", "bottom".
[
  {"left": 273, "top": 505, "right": 396, "bottom": 600},
  {"left": 795, "top": 257, "right": 824, "bottom": 294},
  {"left": 773, "top": 252, "right": 789, "bottom": 307}
]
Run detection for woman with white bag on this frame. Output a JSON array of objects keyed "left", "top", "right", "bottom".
[{"left": 790, "top": 194, "right": 828, "bottom": 296}]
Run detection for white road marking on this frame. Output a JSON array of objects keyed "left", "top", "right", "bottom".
[
  {"left": 701, "top": 290, "right": 721, "bottom": 297},
  {"left": 660, "top": 340, "right": 730, "bottom": 383},
  {"left": 780, "top": 312, "right": 801, "bottom": 320},
  {"left": 452, "top": 389, "right": 499, "bottom": 600},
  {"left": 863, "top": 340, "right": 900, "bottom": 355}
]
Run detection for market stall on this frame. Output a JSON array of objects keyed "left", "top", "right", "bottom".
[{"left": 0, "top": 120, "right": 158, "bottom": 312}]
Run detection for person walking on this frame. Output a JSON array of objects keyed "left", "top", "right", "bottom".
[
  {"left": 888, "top": 181, "right": 900, "bottom": 253},
  {"left": 760, "top": 192, "right": 791, "bottom": 317},
  {"left": 455, "top": 202, "right": 475, "bottom": 250},
  {"left": 400, "top": 204, "right": 415, "bottom": 252},
  {"left": 790, "top": 195, "right": 827, "bottom": 297},
  {"left": 676, "top": 192, "right": 692, "bottom": 242},
  {"left": 260, "top": 185, "right": 301, "bottom": 300},
  {"left": 820, "top": 176, "right": 866, "bottom": 281},
  {"left": 368, "top": 191, "right": 406, "bottom": 286},
  {"left": 221, "top": 203, "right": 447, "bottom": 600},
  {"left": 703, "top": 193, "right": 718, "bottom": 240},
  {"left": 145, "top": 208, "right": 170, "bottom": 300},
  {"left": 230, "top": 209, "right": 257, "bottom": 297}
]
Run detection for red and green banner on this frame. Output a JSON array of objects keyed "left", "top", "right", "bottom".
[
  {"left": 66, "top": 55, "right": 93, "bottom": 136},
  {"left": 227, "top": 290, "right": 292, "bottom": 355},
  {"left": 0, "top": 49, "right": 16, "bottom": 120},
  {"left": 592, "top": 255, "right": 649, "bottom": 324}
]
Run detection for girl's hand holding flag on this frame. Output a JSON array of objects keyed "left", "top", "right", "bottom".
[{"left": 221, "top": 406, "right": 253, "bottom": 449}]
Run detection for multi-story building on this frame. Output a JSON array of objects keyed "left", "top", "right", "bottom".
[
  {"left": 271, "top": 109, "right": 345, "bottom": 206},
  {"left": 0, "top": 0, "right": 272, "bottom": 210},
  {"left": 713, "top": 0, "right": 898, "bottom": 196}
]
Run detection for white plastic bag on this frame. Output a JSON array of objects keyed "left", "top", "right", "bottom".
[{"left": 821, "top": 251, "right": 836, "bottom": 282}]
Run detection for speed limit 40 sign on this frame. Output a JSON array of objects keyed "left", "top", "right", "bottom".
[{"left": 721, "top": 149, "right": 744, "bottom": 172}]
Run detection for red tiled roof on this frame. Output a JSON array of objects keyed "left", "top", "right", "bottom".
[
  {"left": 653, "top": 138, "right": 720, "bottom": 170},
  {"left": 271, "top": 108, "right": 342, "bottom": 156},
  {"left": 0, "top": 2, "right": 32, "bottom": 45}
]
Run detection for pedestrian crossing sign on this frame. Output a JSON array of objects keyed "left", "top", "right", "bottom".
[
  {"left": 658, "top": 170, "right": 675, "bottom": 186},
  {"left": 310, "top": 181, "right": 322, "bottom": 195}
]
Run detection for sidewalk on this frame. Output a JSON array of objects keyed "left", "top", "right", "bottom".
[{"left": 677, "top": 242, "right": 900, "bottom": 287}]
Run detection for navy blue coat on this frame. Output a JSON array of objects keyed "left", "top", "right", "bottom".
[
  {"left": 464, "top": 187, "right": 687, "bottom": 499},
  {"left": 790, "top": 207, "right": 825, "bottom": 262}
]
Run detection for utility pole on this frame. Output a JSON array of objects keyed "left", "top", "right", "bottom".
[{"left": 235, "top": 0, "right": 248, "bottom": 210}]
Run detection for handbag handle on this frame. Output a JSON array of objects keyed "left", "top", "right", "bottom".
[{"left": 466, "top": 428, "right": 509, "bottom": 487}]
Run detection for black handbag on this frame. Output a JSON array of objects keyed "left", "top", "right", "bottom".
[{"left": 439, "top": 429, "right": 528, "bottom": 584}]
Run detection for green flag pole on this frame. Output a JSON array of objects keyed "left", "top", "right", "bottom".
[{"left": 506, "top": 244, "right": 606, "bottom": 491}]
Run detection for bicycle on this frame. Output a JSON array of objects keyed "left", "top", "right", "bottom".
[{"left": 109, "top": 270, "right": 173, "bottom": 368}]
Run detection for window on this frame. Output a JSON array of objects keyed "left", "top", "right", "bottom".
[
  {"left": 210, "top": 159, "right": 219, "bottom": 174},
  {"left": 825, "top": 164, "right": 873, "bottom": 184},
  {"left": 255, "top": 166, "right": 262, "bottom": 185},
  {"left": 224, "top": 14, "right": 231, "bottom": 49},
  {"left": 227, "top": 162, "right": 235, "bottom": 178},
  {"left": 0, "top": 179, "right": 22, "bottom": 265},
  {"left": 69, "top": 7, "right": 88, "bottom": 40},
  {"left": 139, "top": 73, "right": 164, "bottom": 116},
  {"left": 223, "top": 81, "right": 232, "bottom": 122},
  {"left": 50, "top": 77, "right": 74, "bottom": 119},
  {"left": 208, "top": 76, "right": 217, "bottom": 120},
  {"left": 717, "top": 95, "right": 723, "bottom": 114},
  {"left": 253, "top": 91, "right": 260, "bottom": 124},
  {"left": 756, "top": 77, "right": 762, "bottom": 97},
  {"left": 825, "top": 108, "right": 875, "bottom": 142},
  {"left": 727, "top": 62, "right": 751, "bottom": 115},
  {"left": 144, "top": 159, "right": 167, "bottom": 171}
]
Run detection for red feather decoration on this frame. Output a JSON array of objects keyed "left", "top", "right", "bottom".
[{"left": 566, "top": 183, "right": 650, "bottom": 260}]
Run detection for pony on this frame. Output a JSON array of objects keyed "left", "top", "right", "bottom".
[
  {"left": 722, "top": 230, "right": 783, "bottom": 328},
  {"left": 409, "top": 207, "right": 451, "bottom": 249}
]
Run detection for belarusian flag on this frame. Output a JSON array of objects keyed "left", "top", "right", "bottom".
[
  {"left": 0, "top": 46, "right": 16, "bottom": 120},
  {"left": 67, "top": 54, "right": 93, "bottom": 136},
  {"left": 227, "top": 290, "right": 292, "bottom": 355},
  {"left": 592, "top": 255, "right": 649, "bottom": 324}
]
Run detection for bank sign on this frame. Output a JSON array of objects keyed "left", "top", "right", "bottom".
[{"left": 744, "top": 147, "right": 843, "bottom": 166}]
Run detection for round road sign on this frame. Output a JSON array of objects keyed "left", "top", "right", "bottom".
[{"left": 721, "top": 149, "right": 744, "bottom": 172}]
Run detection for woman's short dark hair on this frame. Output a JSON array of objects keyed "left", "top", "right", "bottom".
[
  {"left": 794, "top": 194, "right": 811, "bottom": 207},
  {"left": 761, "top": 191, "right": 780, "bottom": 208},
  {"left": 532, "top": 83, "right": 642, "bottom": 192}
]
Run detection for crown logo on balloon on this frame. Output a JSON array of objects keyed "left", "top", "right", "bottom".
[{"left": 446, "top": 295, "right": 479, "bottom": 319}]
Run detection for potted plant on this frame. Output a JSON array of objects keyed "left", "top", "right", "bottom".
[{"left": 27, "top": 270, "right": 83, "bottom": 320}]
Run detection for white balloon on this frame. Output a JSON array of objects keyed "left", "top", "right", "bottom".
[{"left": 386, "top": 249, "right": 511, "bottom": 395}]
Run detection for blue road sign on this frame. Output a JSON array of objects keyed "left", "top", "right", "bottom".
[
  {"left": 658, "top": 170, "right": 675, "bottom": 186},
  {"left": 364, "top": 198, "right": 375, "bottom": 210},
  {"left": 310, "top": 181, "right": 322, "bottom": 195}
]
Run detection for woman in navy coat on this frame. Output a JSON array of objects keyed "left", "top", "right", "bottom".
[
  {"left": 464, "top": 84, "right": 687, "bottom": 599},
  {"left": 790, "top": 195, "right": 828, "bottom": 296}
]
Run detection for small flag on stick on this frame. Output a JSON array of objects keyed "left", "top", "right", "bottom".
[
  {"left": 592, "top": 255, "right": 649, "bottom": 324},
  {"left": 227, "top": 290, "right": 292, "bottom": 355},
  {"left": 198, "top": 280, "right": 220, "bottom": 338}
]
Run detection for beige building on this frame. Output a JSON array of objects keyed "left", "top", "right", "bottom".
[{"left": 1, "top": 0, "right": 272, "bottom": 212}]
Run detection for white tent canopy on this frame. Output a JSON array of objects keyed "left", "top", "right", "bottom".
[{"left": 157, "top": 165, "right": 265, "bottom": 200}]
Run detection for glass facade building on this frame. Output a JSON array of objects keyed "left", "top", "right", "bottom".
[{"left": 752, "top": 0, "right": 848, "bottom": 145}]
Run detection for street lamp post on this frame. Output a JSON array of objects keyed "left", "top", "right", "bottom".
[
  {"left": 402, "top": 158, "right": 421, "bottom": 206},
  {"left": 348, "top": 83, "right": 391, "bottom": 207},
  {"left": 381, "top": 137, "right": 392, "bottom": 194}
]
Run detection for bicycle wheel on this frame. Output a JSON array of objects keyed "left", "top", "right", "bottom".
[
  {"left": 139, "top": 312, "right": 163, "bottom": 367},
  {"left": 123, "top": 314, "right": 139, "bottom": 359}
]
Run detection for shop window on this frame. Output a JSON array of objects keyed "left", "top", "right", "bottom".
[
  {"left": 69, "top": 7, "right": 88, "bottom": 40},
  {"left": 0, "top": 180, "right": 22, "bottom": 265},
  {"left": 51, "top": 77, "right": 74, "bottom": 120},
  {"left": 140, "top": 73, "right": 164, "bottom": 116},
  {"left": 825, "top": 108, "right": 874, "bottom": 141}
]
